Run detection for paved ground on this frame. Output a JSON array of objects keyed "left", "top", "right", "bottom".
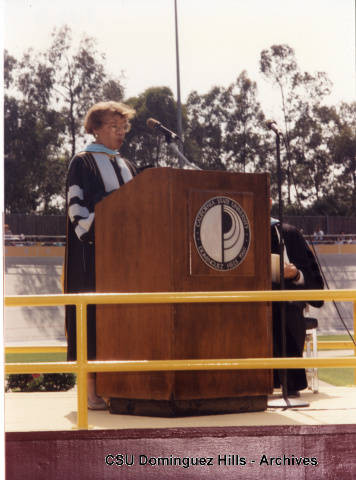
[
  {"left": 4, "top": 255, "right": 65, "bottom": 344},
  {"left": 312, "top": 252, "right": 356, "bottom": 333},
  {"left": 4, "top": 249, "right": 355, "bottom": 340},
  {"left": 4, "top": 249, "right": 356, "bottom": 346}
]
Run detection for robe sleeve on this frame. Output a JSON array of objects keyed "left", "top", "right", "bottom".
[
  {"left": 285, "top": 226, "right": 324, "bottom": 308},
  {"left": 67, "top": 156, "right": 96, "bottom": 243}
]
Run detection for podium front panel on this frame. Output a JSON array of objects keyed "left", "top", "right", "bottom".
[{"left": 95, "top": 168, "right": 272, "bottom": 404}]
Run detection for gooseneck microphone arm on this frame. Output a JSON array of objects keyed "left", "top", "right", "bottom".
[
  {"left": 146, "top": 117, "right": 200, "bottom": 170},
  {"left": 146, "top": 117, "right": 181, "bottom": 143},
  {"left": 168, "top": 142, "right": 201, "bottom": 170}
]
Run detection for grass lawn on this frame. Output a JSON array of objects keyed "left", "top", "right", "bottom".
[
  {"left": 318, "top": 368, "right": 355, "bottom": 386},
  {"left": 318, "top": 334, "right": 354, "bottom": 342},
  {"left": 6, "top": 352, "right": 67, "bottom": 363},
  {"left": 316, "top": 334, "right": 355, "bottom": 386},
  {"left": 6, "top": 345, "right": 356, "bottom": 388}
]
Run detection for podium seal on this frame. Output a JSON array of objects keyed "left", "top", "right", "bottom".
[{"left": 193, "top": 196, "right": 250, "bottom": 271}]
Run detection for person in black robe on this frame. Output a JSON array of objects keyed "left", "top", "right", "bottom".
[
  {"left": 64, "top": 101, "right": 137, "bottom": 409},
  {"left": 271, "top": 220, "right": 324, "bottom": 396}
]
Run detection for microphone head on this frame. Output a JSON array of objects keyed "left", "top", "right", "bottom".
[
  {"left": 265, "top": 120, "right": 281, "bottom": 135},
  {"left": 265, "top": 120, "right": 276, "bottom": 130},
  {"left": 146, "top": 118, "right": 160, "bottom": 130}
]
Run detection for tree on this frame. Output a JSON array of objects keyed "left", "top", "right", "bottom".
[
  {"left": 121, "top": 86, "right": 186, "bottom": 168},
  {"left": 260, "top": 44, "right": 333, "bottom": 206},
  {"left": 185, "top": 86, "right": 227, "bottom": 170},
  {"left": 223, "top": 71, "right": 269, "bottom": 173},
  {"left": 4, "top": 26, "right": 125, "bottom": 213},
  {"left": 4, "top": 51, "right": 17, "bottom": 89},
  {"left": 47, "top": 25, "right": 124, "bottom": 160},
  {"left": 4, "top": 50, "right": 66, "bottom": 213},
  {"left": 102, "top": 79, "right": 125, "bottom": 102},
  {"left": 4, "top": 97, "right": 67, "bottom": 213},
  {"left": 11, "top": 25, "right": 125, "bottom": 165},
  {"left": 291, "top": 104, "right": 337, "bottom": 203},
  {"left": 185, "top": 73, "right": 269, "bottom": 173},
  {"left": 331, "top": 102, "right": 356, "bottom": 214}
]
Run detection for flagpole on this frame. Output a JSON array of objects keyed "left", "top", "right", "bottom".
[{"left": 174, "top": 0, "right": 183, "bottom": 149}]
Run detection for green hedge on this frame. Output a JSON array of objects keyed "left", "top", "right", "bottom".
[{"left": 6, "top": 373, "right": 76, "bottom": 392}]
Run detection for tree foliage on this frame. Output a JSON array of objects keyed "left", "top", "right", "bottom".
[
  {"left": 223, "top": 71, "right": 270, "bottom": 173},
  {"left": 122, "top": 86, "right": 186, "bottom": 168},
  {"left": 47, "top": 26, "right": 124, "bottom": 158},
  {"left": 185, "top": 72, "right": 269, "bottom": 172},
  {"left": 4, "top": 35, "right": 356, "bottom": 217},
  {"left": 185, "top": 86, "right": 227, "bottom": 170},
  {"left": 4, "top": 49, "right": 66, "bottom": 213},
  {"left": 330, "top": 102, "right": 356, "bottom": 214},
  {"left": 4, "top": 26, "right": 125, "bottom": 214},
  {"left": 260, "top": 45, "right": 333, "bottom": 206}
]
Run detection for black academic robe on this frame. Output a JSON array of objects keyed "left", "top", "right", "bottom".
[
  {"left": 271, "top": 222, "right": 324, "bottom": 392},
  {"left": 64, "top": 150, "right": 136, "bottom": 361}
]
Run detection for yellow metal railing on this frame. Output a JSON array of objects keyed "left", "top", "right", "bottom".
[
  {"left": 5, "top": 346, "right": 67, "bottom": 354},
  {"left": 5, "top": 341, "right": 355, "bottom": 355},
  {"left": 5, "top": 289, "right": 356, "bottom": 430}
]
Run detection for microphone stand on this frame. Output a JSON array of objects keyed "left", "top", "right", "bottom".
[
  {"left": 166, "top": 138, "right": 201, "bottom": 170},
  {"left": 267, "top": 129, "right": 309, "bottom": 409}
]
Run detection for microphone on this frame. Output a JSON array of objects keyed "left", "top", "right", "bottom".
[
  {"left": 266, "top": 120, "right": 283, "bottom": 136},
  {"left": 146, "top": 118, "right": 181, "bottom": 142}
]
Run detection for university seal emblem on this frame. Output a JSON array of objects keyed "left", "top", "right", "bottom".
[{"left": 193, "top": 196, "right": 250, "bottom": 271}]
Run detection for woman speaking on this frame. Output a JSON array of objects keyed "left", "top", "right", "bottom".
[{"left": 64, "top": 101, "right": 136, "bottom": 409}]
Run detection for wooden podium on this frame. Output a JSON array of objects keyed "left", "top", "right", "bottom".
[{"left": 95, "top": 167, "right": 272, "bottom": 416}]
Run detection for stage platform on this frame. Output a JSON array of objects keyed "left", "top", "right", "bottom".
[
  {"left": 5, "top": 382, "right": 356, "bottom": 479},
  {"left": 5, "top": 381, "right": 356, "bottom": 432}
]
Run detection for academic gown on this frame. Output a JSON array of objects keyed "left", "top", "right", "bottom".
[
  {"left": 64, "top": 144, "right": 137, "bottom": 361},
  {"left": 271, "top": 222, "right": 324, "bottom": 392}
]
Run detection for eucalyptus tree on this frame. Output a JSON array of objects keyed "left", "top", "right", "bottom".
[
  {"left": 330, "top": 102, "right": 356, "bottom": 214},
  {"left": 4, "top": 25, "right": 125, "bottom": 213},
  {"left": 222, "top": 71, "right": 270, "bottom": 173},
  {"left": 185, "top": 86, "right": 228, "bottom": 170},
  {"left": 185, "top": 73, "right": 270, "bottom": 173},
  {"left": 260, "top": 44, "right": 333, "bottom": 206},
  {"left": 260, "top": 44, "right": 297, "bottom": 135},
  {"left": 4, "top": 50, "right": 66, "bottom": 213},
  {"left": 121, "top": 86, "right": 186, "bottom": 168},
  {"left": 47, "top": 25, "right": 124, "bottom": 160},
  {"left": 288, "top": 74, "right": 334, "bottom": 205}
]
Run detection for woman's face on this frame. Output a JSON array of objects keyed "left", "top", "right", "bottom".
[{"left": 94, "top": 114, "right": 129, "bottom": 150}]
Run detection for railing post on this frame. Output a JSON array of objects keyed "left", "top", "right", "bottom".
[{"left": 75, "top": 301, "right": 88, "bottom": 429}]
